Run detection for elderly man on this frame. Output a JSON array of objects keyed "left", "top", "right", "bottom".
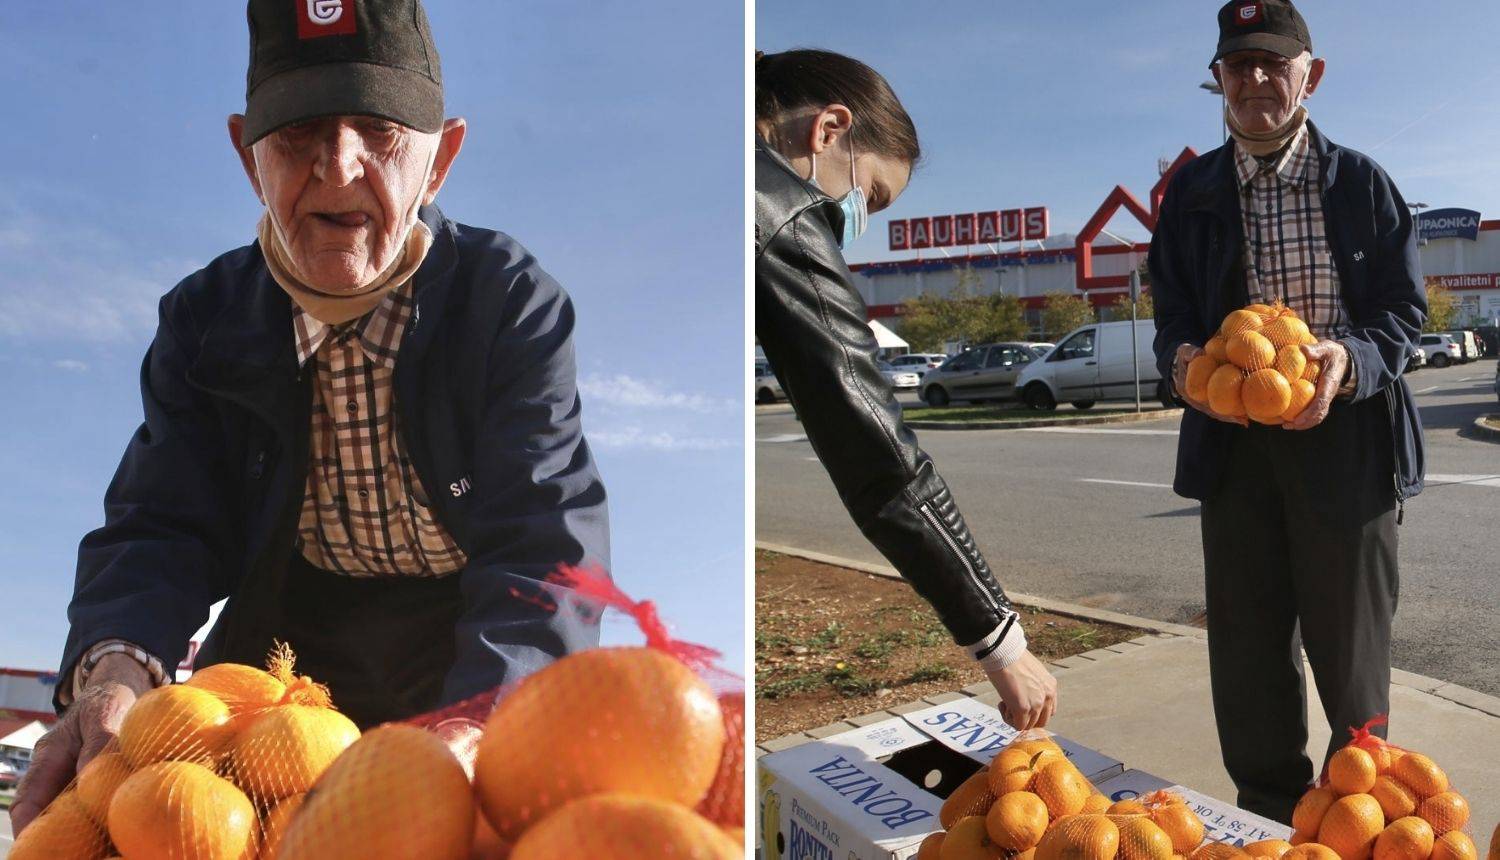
[
  {"left": 12, "top": 0, "right": 607, "bottom": 834},
  {"left": 1151, "top": 0, "right": 1425, "bottom": 824}
]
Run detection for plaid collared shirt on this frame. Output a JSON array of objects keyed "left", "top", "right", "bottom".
[
  {"left": 1234, "top": 125, "right": 1350, "bottom": 340},
  {"left": 292, "top": 281, "right": 468, "bottom": 577}
]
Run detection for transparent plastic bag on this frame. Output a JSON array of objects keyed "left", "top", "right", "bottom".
[{"left": 12, "top": 566, "right": 745, "bottom": 859}]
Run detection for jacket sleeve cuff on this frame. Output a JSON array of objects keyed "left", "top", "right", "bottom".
[
  {"left": 964, "top": 613, "right": 1027, "bottom": 672},
  {"left": 59, "top": 639, "right": 172, "bottom": 708}
]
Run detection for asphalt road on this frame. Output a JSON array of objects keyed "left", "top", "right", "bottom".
[{"left": 757, "top": 358, "right": 1500, "bottom": 697}]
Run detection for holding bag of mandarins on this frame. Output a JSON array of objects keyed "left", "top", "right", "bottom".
[
  {"left": 10, "top": 569, "right": 746, "bottom": 860},
  {"left": 1284, "top": 718, "right": 1479, "bottom": 860},
  {"left": 1184, "top": 301, "right": 1322, "bottom": 425}
]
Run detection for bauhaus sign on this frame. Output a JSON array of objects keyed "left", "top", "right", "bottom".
[
  {"left": 1418, "top": 208, "right": 1481, "bottom": 242},
  {"left": 889, "top": 207, "right": 1049, "bottom": 251}
]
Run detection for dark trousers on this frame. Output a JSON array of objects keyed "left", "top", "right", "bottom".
[
  {"left": 1200, "top": 395, "right": 1399, "bottom": 825},
  {"left": 277, "top": 551, "right": 464, "bottom": 729}
]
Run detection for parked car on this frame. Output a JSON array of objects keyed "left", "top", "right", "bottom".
[
  {"left": 0, "top": 759, "right": 18, "bottom": 789},
  {"left": 754, "top": 362, "right": 784, "bottom": 404},
  {"left": 1418, "top": 333, "right": 1462, "bottom": 368},
  {"left": 1444, "top": 330, "right": 1480, "bottom": 362},
  {"left": 887, "top": 352, "right": 949, "bottom": 378},
  {"left": 876, "top": 361, "right": 921, "bottom": 390},
  {"left": 1405, "top": 344, "right": 1426, "bottom": 373},
  {"left": 919, "top": 342, "right": 1041, "bottom": 407},
  {"left": 1027, "top": 342, "right": 1055, "bottom": 360},
  {"left": 1016, "top": 320, "right": 1168, "bottom": 410},
  {"left": 1474, "top": 325, "right": 1498, "bottom": 357}
]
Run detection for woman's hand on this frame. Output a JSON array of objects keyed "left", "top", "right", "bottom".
[
  {"left": 10, "top": 654, "right": 152, "bottom": 835},
  {"left": 984, "top": 650, "right": 1058, "bottom": 731}
]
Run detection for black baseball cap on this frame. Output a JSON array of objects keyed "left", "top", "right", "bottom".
[
  {"left": 1212, "top": 0, "right": 1312, "bottom": 64},
  {"left": 241, "top": 0, "right": 444, "bottom": 146}
]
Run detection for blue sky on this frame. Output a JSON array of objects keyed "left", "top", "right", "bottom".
[
  {"left": 758, "top": 0, "right": 1500, "bottom": 264},
  {"left": 0, "top": 3, "right": 745, "bottom": 677}
]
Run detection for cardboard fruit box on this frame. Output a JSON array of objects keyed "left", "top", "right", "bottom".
[
  {"left": 1094, "top": 769, "right": 1293, "bottom": 847},
  {"left": 757, "top": 697, "right": 1124, "bottom": 860}
]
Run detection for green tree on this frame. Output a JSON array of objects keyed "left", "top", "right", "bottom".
[
  {"left": 1423, "top": 284, "right": 1458, "bottom": 332},
  {"left": 1106, "top": 290, "right": 1154, "bottom": 323},
  {"left": 974, "top": 293, "right": 1030, "bottom": 343},
  {"left": 1041, "top": 292, "right": 1096, "bottom": 341},
  {"left": 897, "top": 267, "right": 1029, "bottom": 350}
]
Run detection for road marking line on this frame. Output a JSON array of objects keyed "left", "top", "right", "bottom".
[
  {"left": 1078, "top": 478, "right": 1173, "bottom": 489},
  {"left": 759, "top": 433, "right": 808, "bottom": 443},
  {"left": 1414, "top": 386, "right": 1440, "bottom": 394},
  {"left": 1020, "top": 427, "right": 1180, "bottom": 436},
  {"left": 1427, "top": 473, "right": 1500, "bottom": 489}
]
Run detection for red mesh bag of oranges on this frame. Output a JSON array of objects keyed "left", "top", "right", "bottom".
[
  {"left": 910, "top": 732, "right": 1241, "bottom": 860},
  {"left": 1183, "top": 301, "right": 1322, "bottom": 425},
  {"left": 11, "top": 567, "right": 745, "bottom": 859},
  {"left": 1282, "top": 717, "right": 1478, "bottom": 860}
]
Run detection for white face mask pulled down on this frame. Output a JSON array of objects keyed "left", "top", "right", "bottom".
[
  {"left": 255, "top": 142, "right": 438, "bottom": 325},
  {"left": 1223, "top": 64, "right": 1311, "bottom": 158},
  {"left": 806, "top": 130, "right": 869, "bottom": 248}
]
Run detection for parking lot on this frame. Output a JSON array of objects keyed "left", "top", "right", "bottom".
[{"left": 756, "top": 358, "right": 1500, "bottom": 696}]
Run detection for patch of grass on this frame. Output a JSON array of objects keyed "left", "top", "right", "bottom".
[
  {"left": 825, "top": 663, "right": 881, "bottom": 698},
  {"left": 807, "top": 622, "right": 843, "bottom": 652},
  {"left": 756, "top": 631, "right": 791, "bottom": 650},
  {"left": 852, "top": 630, "right": 909, "bottom": 662},
  {"left": 905, "top": 663, "right": 956, "bottom": 684},
  {"left": 1066, "top": 626, "right": 1103, "bottom": 650},
  {"left": 757, "top": 672, "right": 823, "bottom": 700}
]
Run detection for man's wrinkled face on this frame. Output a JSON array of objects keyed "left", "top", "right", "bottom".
[
  {"left": 1215, "top": 50, "right": 1323, "bottom": 135},
  {"left": 250, "top": 116, "right": 438, "bottom": 293}
]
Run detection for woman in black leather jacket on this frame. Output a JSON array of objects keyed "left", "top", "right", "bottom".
[{"left": 754, "top": 49, "right": 1057, "bottom": 729}]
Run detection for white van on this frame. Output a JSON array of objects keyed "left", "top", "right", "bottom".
[
  {"left": 1015, "top": 320, "right": 1168, "bottom": 410},
  {"left": 1444, "top": 330, "right": 1479, "bottom": 362}
]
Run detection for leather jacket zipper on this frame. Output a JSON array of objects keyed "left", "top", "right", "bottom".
[{"left": 919, "top": 501, "right": 1002, "bottom": 615}]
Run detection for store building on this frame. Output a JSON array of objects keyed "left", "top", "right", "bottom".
[{"left": 848, "top": 153, "right": 1498, "bottom": 339}]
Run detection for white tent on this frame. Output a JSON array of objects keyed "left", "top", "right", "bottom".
[
  {"left": 0, "top": 719, "right": 46, "bottom": 753},
  {"left": 868, "top": 319, "right": 908, "bottom": 351}
]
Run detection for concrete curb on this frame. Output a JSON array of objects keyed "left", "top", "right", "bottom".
[
  {"left": 754, "top": 541, "right": 1500, "bottom": 720},
  {"left": 1471, "top": 414, "right": 1500, "bottom": 442},
  {"left": 907, "top": 408, "right": 1182, "bottom": 431}
]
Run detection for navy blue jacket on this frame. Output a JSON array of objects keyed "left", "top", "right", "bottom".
[
  {"left": 60, "top": 205, "right": 610, "bottom": 710},
  {"left": 1150, "top": 122, "right": 1426, "bottom": 502}
]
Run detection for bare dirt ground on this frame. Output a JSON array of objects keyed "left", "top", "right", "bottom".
[{"left": 754, "top": 550, "right": 1139, "bottom": 742}]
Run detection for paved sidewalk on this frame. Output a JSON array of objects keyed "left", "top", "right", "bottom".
[{"left": 757, "top": 544, "right": 1500, "bottom": 844}]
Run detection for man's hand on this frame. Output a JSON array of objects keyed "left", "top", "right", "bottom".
[
  {"left": 9, "top": 654, "right": 151, "bottom": 836},
  {"left": 1174, "top": 343, "right": 1248, "bottom": 428},
  {"left": 984, "top": 650, "right": 1058, "bottom": 731},
  {"left": 1285, "top": 340, "right": 1350, "bottom": 431}
]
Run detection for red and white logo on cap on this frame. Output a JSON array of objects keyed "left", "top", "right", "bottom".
[
  {"left": 298, "top": 0, "right": 357, "bottom": 39},
  {"left": 1235, "top": 2, "right": 1264, "bottom": 25}
]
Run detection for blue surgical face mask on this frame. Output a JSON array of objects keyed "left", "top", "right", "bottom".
[{"left": 807, "top": 133, "right": 869, "bottom": 248}]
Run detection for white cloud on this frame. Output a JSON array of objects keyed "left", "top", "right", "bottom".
[
  {"left": 588, "top": 426, "right": 737, "bottom": 452},
  {"left": 52, "top": 359, "right": 88, "bottom": 372},
  {"left": 578, "top": 373, "right": 736, "bottom": 414},
  {"left": 0, "top": 202, "right": 200, "bottom": 346}
]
